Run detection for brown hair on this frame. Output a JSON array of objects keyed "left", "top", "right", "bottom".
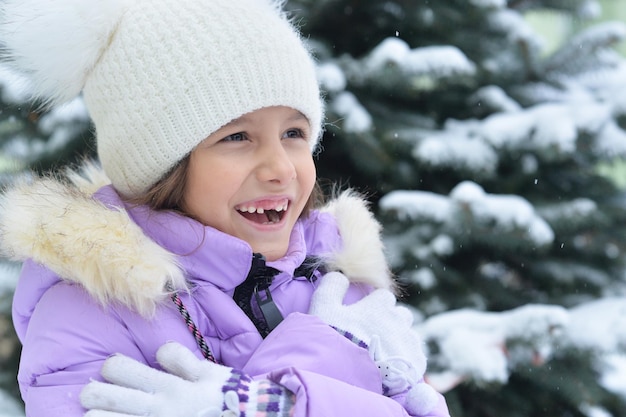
[{"left": 127, "top": 154, "right": 324, "bottom": 218}]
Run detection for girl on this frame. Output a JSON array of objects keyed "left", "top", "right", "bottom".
[{"left": 0, "top": 0, "right": 450, "bottom": 416}]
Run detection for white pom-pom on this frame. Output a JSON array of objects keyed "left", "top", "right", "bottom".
[
  {"left": 406, "top": 382, "right": 440, "bottom": 416},
  {"left": 0, "top": 0, "right": 130, "bottom": 105}
]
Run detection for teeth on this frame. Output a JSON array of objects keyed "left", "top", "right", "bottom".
[{"left": 237, "top": 201, "right": 289, "bottom": 213}]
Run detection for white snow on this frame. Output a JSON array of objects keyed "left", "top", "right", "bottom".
[
  {"left": 576, "top": 1, "right": 602, "bottom": 20},
  {"left": 487, "top": 9, "right": 537, "bottom": 46},
  {"left": 0, "top": 64, "right": 32, "bottom": 104},
  {"left": 539, "top": 198, "right": 598, "bottom": 223},
  {"left": 470, "top": 85, "right": 522, "bottom": 112},
  {"left": 450, "top": 181, "right": 555, "bottom": 246},
  {"left": 413, "top": 133, "right": 498, "bottom": 175},
  {"left": 580, "top": 403, "right": 612, "bottom": 417},
  {"left": 381, "top": 181, "right": 555, "bottom": 247},
  {"left": 469, "top": 0, "right": 505, "bottom": 8},
  {"left": 379, "top": 190, "right": 452, "bottom": 223},
  {"left": 38, "top": 97, "right": 89, "bottom": 134},
  {"left": 404, "top": 94, "right": 626, "bottom": 174},
  {"left": 365, "top": 38, "right": 476, "bottom": 78},
  {"left": 482, "top": 104, "right": 579, "bottom": 156},
  {"left": 601, "top": 354, "right": 626, "bottom": 398},
  {"left": 566, "top": 298, "right": 626, "bottom": 352},
  {"left": 430, "top": 235, "right": 454, "bottom": 257},
  {"left": 418, "top": 304, "right": 569, "bottom": 387},
  {"left": 408, "top": 267, "right": 437, "bottom": 289},
  {"left": 0, "top": 74, "right": 90, "bottom": 166},
  {"left": 330, "top": 92, "right": 372, "bottom": 133},
  {"left": 403, "top": 46, "right": 476, "bottom": 77},
  {"left": 0, "top": 390, "right": 23, "bottom": 417},
  {"left": 316, "top": 62, "right": 346, "bottom": 93},
  {"left": 418, "top": 298, "right": 626, "bottom": 396},
  {"left": 594, "top": 120, "right": 626, "bottom": 157},
  {"left": 0, "top": 263, "right": 20, "bottom": 297}
]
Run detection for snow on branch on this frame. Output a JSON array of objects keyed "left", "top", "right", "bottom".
[
  {"left": 1, "top": 96, "right": 90, "bottom": 164},
  {"left": 470, "top": 0, "right": 506, "bottom": 9},
  {"left": 413, "top": 130, "right": 498, "bottom": 178},
  {"left": 450, "top": 181, "right": 554, "bottom": 247},
  {"left": 510, "top": 0, "right": 601, "bottom": 20},
  {"left": 380, "top": 189, "right": 452, "bottom": 224},
  {"left": 543, "top": 21, "right": 626, "bottom": 79},
  {"left": 566, "top": 298, "right": 626, "bottom": 353},
  {"left": 537, "top": 198, "right": 599, "bottom": 232},
  {"left": 399, "top": 93, "right": 625, "bottom": 179},
  {"left": 417, "top": 303, "right": 568, "bottom": 390},
  {"left": 381, "top": 181, "right": 554, "bottom": 250},
  {"left": 330, "top": 92, "right": 372, "bottom": 134},
  {"left": 468, "top": 85, "right": 522, "bottom": 113},
  {"left": 417, "top": 297, "right": 626, "bottom": 393},
  {"left": 343, "top": 37, "right": 476, "bottom": 95},
  {"left": 0, "top": 63, "right": 32, "bottom": 104},
  {"left": 365, "top": 38, "right": 476, "bottom": 78}
]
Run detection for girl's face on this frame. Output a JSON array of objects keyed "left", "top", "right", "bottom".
[{"left": 183, "top": 106, "right": 317, "bottom": 261}]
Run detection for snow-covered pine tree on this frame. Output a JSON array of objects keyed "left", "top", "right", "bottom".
[
  {"left": 0, "top": 64, "right": 93, "bottom": 175},
  {"left": 286, "top": 0, "right": 626, "bottom": 416}
]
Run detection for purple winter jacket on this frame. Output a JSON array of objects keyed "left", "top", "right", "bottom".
[{"left": 4, "top": 172, "right": 449, "bottom": 417}]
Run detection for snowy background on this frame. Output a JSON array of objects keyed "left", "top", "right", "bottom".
[{"left": 2, "top": 0, "right": 626, "bottom": 416}]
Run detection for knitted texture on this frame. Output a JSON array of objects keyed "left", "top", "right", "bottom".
[
  {"left": 0, "top": 0, "right": 323, "bottom": 197},
  {"left": 309, "top": 272, "right": 429, "bottom": 384},
  {"left": 80, "top": 342, "right": 296, "bottom": 417}
]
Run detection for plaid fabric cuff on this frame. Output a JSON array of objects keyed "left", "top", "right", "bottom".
[
  {"left": 223, "top": 370, "right": 294, "bottom": 417},
  {"left": 330, "top": 325, "right": 369, "bottom": 349}
]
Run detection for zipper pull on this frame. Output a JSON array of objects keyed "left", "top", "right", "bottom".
[{"left": 254, "top": 286, "right": 284, "bottom": 334}]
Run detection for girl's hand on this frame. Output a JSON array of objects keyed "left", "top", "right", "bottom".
[
  {"left": 309, "top": 271, "right": 427, "bottom": 375},
  {"left": 80, "top": 342, "right": 293, "bottom": 417},
  {"left": 309, "top": 272, "right": 440, "bottom": 416}
]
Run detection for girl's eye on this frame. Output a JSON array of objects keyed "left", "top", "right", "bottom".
[
  {"left": 222, "top": 132, "right": 246, "bottom": 142},
  {"left": 283, "top": 128, "right": 305, "bottom": 139}
]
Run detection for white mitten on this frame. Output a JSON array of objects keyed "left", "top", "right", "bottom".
[
  {"left": 309, "top": 272, "right": 427, "bottom": 375},
  {"left": 80, "top": 342, "right": 294, "bottom": 417},
  {"left": 310, "top": 272, "right": 436, "bottom": 415}
]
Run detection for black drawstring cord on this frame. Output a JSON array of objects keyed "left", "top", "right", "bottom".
[{"left": 167, "top": 284, "right": 216, "bottom": 363}]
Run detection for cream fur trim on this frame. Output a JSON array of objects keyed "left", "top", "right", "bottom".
[
  {"left": 0, "top": 167, "right": 394, "bottom": 316},
  {"left": 321, "top": 190, "right": 395, "bottom": 291},
  {"left": 0, "top": 172, "right": 186, "bottom": 317}
]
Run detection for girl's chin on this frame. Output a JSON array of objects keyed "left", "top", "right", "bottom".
[
  {"left": 234, "top": 229, "right": 291, "bottom": 260},
  {"left": 249, "top": 244, "right": 288, "bottom": 261}
]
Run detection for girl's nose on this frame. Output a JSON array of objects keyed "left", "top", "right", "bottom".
[{"left": 256, "top": 141, "right": 297, "bottom": 184}]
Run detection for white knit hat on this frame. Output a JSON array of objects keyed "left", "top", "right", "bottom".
[{"left": 0, "top": 0, "right": 324, "bottom": 197}]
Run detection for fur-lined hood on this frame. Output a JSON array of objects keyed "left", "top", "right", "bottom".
[{"left": 0, "top": 163, "right": 393, "bottom": 317}]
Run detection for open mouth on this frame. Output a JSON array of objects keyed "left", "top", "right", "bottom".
[{"left": 236, "top": 200, "right": 289, "bottom": 225}]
